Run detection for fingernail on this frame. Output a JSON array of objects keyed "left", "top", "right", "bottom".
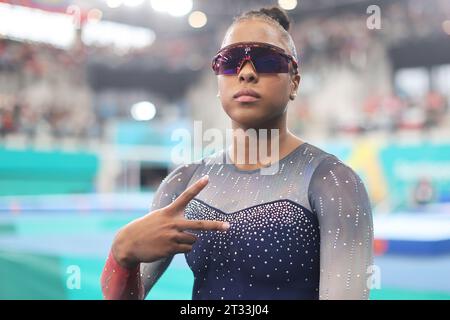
[
  {"left": 222, "top": 222, "right": 230, "bottom": 230},
  {"left": 202, "top": 175, "right": 209, "bottom": 182}
]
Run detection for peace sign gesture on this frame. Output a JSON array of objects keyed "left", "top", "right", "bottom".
[{"left": 111, "top": 175, "right": 230, "bottom": 269}]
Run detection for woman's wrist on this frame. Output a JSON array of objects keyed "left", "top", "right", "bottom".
[{"left": 111, "top": 228, "right": 139, "bottom": 270}]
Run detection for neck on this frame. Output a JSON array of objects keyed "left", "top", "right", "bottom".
[{"left": 229, "top": 112, "right": 303, "bottom": 170}]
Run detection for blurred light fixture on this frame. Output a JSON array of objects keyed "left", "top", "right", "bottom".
[
  {"left": 87, "top": 8, "right": 103, "bottom": 23},
  {"left": 82, "top": 20, "right": 155, "bottom": 50},
  {"left": 150, "top": 0, "right": 167, "bottom": 13},
  {"left": 106, "top": 0, "right": 122, "bottom": 9},
  {"left": 123, "top": 0, "right": 146, "bottom": 7},
  {"left": 150, "top": 0, "right": 192, "bottom": 17},
  {"left": 131, "top": 101, "right": 156, "bottom": 121},
  {"left": 443, "top": 20, "right": 450, "bottom": 35},
  {"left": 278, "top": 0, "right": 297, "bottom": 11},
  {"left": 188, "top": 11, "right": 207, "bottom": 28},
  {"left": 0, "top": 3, "right": 74, "bottom": 49},
  {"left": 167, "top": 0, "right": 192, "bottom": 17}
]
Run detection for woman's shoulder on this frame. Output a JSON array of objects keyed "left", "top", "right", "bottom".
[
  {"left": 162, "top": 149, "right": 226, "bottom": 185},
  {"left": 162, "top": 162, "right": 202, "bottom": 188},
  {"left": 299, "top": 141, "right": 364, "bottom": 187},
  {"left": 301, "top": 141, "right": 334, "bottom": 161},
  {"left": 305, "top": 143, "right": 366, "bottom": 195},
  {"left": 292, "top": 141, "right": 337, "bottom": 175}
]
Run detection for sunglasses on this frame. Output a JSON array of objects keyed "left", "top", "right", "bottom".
[{"left": 212, "top": 42, "right": 299, "bottom": 75}]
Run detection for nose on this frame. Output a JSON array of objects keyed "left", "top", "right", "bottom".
[{"left": 238, "top": 60, "right": 258, "bottom": 83}]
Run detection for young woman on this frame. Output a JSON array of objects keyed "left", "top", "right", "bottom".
[{"left": 101, "top": 7, "right": 374, "bottom": 300}]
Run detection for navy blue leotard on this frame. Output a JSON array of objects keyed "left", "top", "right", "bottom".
[{"left": 141, "top": 142, "right": 374, "bottom": 300}]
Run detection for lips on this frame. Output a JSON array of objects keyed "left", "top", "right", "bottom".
[{"left": 233, "top": 89, "right": 261, "bottom": 102}]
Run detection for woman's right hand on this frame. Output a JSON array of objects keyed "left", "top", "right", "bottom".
[{"left": 111, "top": 175, "right": 229, "bottom": 269}]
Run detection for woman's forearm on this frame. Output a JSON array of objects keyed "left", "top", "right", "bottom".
[{"left": 100, "top": 249, "right": 145, "bottom": 300}]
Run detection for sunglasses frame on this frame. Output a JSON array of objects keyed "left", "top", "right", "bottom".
[{"left": 212, "top": 41, "right": 299, "bottom": 75}]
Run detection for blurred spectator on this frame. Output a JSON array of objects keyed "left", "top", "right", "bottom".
[
  {"left": 0, "top": 0, "right": 449, "bottom": 142},
  {"left": 424, "top": 91, "right": 448, "bottom": 129},
  {"left": 0, "top": 38, "right": 95, "bottom": 141}
]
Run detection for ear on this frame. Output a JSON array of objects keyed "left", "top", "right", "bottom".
[
  {"left": 293, "top": 73, "right": 300, "bottom": 91},
  {"left": 289, "top": 73, "right": 301, "bottom": 100}
]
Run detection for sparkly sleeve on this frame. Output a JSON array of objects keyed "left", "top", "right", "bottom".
[
  {"left": 100, "top": 250, "right": 144, "bottom": 300},
  {"left": 101, "top": 163, "right": 200, "bottom": 300},
  {"left": 308, "top": 156, "right": 374, "bottom": 300}
]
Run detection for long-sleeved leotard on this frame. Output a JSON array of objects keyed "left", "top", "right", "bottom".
[{"left": 100, "top": 142, "right": 374, "bottom": 300}]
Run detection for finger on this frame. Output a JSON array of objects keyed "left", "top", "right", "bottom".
[
  {"left": 177, "top": 219, "right": 230, "bottom": 232},
  {"left": 174, "top": 243, "right": 193, "bottom": 254},
  {"left": 174, "top": 232, "right": 198, "bottom": 245},
  {"left": 169, "top": 175, "right": 209, "bottom": 213}
]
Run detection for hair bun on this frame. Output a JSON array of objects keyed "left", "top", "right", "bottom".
[{"left": 259, "top": 7, "right": 291, "bottom": 31}]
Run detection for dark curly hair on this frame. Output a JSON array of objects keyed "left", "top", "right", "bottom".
[
  {"left": 242, "top": 6, "right": 292, "bottom": 32},
  {"left": 223, "top": 6, "right": 298, "bottom": 61}
]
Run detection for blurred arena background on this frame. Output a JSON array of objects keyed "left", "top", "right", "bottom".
[{"left": 0, "top": 0, "right": 449, "bottom": 300}]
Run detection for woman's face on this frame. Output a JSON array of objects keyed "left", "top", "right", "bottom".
[{"left": 217, "top": 19, "right": 300, "bottom": 128}]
